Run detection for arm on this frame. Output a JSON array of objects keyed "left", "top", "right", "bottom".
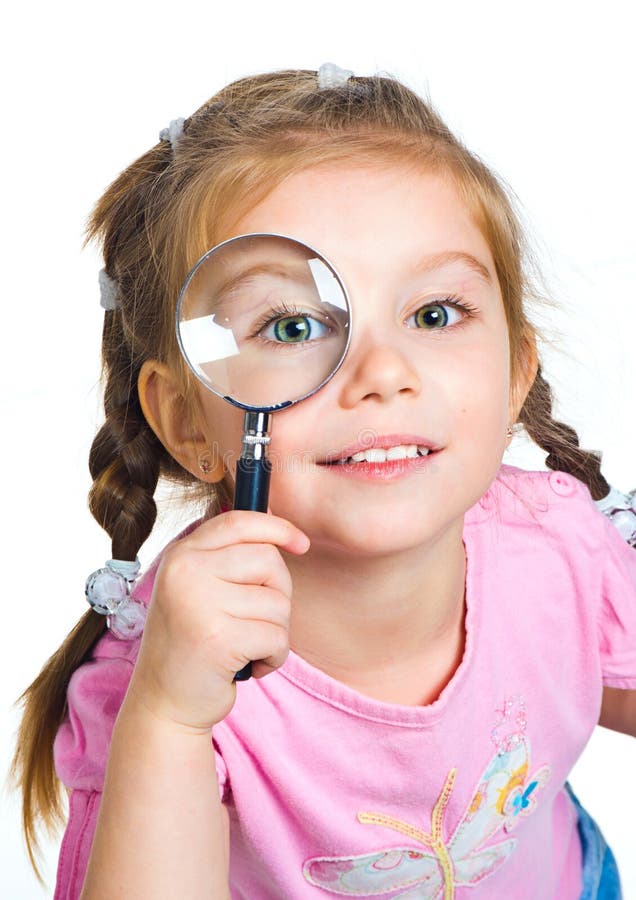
[
  {"left": 76, "top": 511, "right": 308, "bottom": 898},
  {"left": 80, "top": 697, "right": 230, "bottom": 900},
  {"left": 598, "top": 686, "right": 636, "bottom": 738}
]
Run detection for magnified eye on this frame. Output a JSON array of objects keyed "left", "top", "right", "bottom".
[
  {"left": 250, "top": 303, "right": 334, "bottom": 345},
  {"left": 265, "top": 314, "right": 330, "bottom": 343}
]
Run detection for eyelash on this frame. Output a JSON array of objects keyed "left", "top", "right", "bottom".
[{"left": 407, "top": 294, "right": 479, "bottom": 332}]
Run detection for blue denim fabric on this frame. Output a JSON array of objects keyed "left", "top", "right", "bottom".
[{"left": 565, "top": 782, "right": 622, "bottom": 899}]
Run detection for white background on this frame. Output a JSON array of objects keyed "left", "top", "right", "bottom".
[{"left": 1, "top": 1, "right": 635, "bottom": 896}]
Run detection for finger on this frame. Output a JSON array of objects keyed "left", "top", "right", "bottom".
[
  {"left": 224, "top": 618, "right": 289, "bottom": 676},
  {"left": 186, "top": 510, "right": 310, "bottom": 555},
  {"left": 250, "top": 658, "right": 288, "bottom": 680},
  {"left": 202, "top": 543, "right": 293, "bottom": 597},
  {"left": 223, "top": 584, "right": 291, "bottom": 629}
]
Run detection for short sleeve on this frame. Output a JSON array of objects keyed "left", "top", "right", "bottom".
[
  {"left": 597, "top": 510, "right": 636, "bottom": 689},
  {"left": 54, "top": 653, "right": 135, "bottom": 791}
]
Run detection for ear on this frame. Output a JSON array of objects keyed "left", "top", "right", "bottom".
[
  {"left": 508, "top": 330, "right": 539, "bottom": 431},
  {"left": 137, "top": 360, "right": 225, "bottom": 483}
]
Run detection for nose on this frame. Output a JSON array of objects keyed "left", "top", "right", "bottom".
[{"left": 337, "top": 337, "right": 421, "bottom": 409}]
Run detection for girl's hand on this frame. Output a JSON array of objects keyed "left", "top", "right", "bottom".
[{"left": 125, "top": 511, "right": 310, "bottom": 733}]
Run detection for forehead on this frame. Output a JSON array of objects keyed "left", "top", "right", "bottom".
[{"left": 227, "top": 161, "right": 496, "bottom": 286}]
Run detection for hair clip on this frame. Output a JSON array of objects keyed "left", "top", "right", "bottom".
[
  {"left": 159, "top": 117, "right": 185, "bottom": 150},
  {"left": 85, "top": 557, "right": 147, "bottom": 640},
  {"left": 595, "top": 485, "right": 636, "bottom": 547},
  {"left": 317, "top": 62, "right": 354, "bottom": 90},
  {"left": 98, "top": 268, "right": 120, "bottom": 311}
]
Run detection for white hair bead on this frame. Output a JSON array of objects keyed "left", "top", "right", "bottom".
[
  {"left": 98, "top": 268, "right": 119, "bottom": 310},
  {"left": 317, "top": 62, "right": 354, "bottom": 90},
  {"left": 595, "top": 485, "right": 636, "bottom": 547},
  {"left": 159, "top": 116, "right": 185, "bottom": 150},
  {"left": 85, "top": 557, "right": 146, "bottom": 640}
]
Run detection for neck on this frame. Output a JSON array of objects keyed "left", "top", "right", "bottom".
[{"left": 285, "top": 518, "right": 467, "bottom": 694}]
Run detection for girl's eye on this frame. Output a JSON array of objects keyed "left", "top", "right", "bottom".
[
  {"left": 259, "top": 312, "right": 331, "bottom": 344},
  {"left": 406, "top": 298, "right": 471, "bottom": 331}
]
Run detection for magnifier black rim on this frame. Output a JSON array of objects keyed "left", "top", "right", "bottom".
[{"left": 175, "top": 231, "right": 353, "bottom": 413}]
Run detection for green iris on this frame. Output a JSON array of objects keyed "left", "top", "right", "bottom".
[
  {"left": 273, "top": 315, "right": 312, "bottom": 342},
  {"left": 414, "top": 305, "right": 449, "bottom": 329}
]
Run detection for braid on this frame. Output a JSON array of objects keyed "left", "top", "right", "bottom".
[
  {"left": 10, "top": 143, "right": 185, "bottom": 880},
  {"left": 519, "top": 365, "right": 610, "bottom": 501},
  {"left": 88, "top": 319, "right": 164, "bottom": 560}
]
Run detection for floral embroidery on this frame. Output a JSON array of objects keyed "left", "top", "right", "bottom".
[
  {"left": 490, "top": 694, "right": 527, "bottom": 754},
  {"left": 303, "top": 697, "right": 551, "bottom": 899}
]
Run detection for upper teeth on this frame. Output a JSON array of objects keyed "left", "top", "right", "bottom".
[{"left": 344, "top": 444, "right": 431, "bottom": 463}]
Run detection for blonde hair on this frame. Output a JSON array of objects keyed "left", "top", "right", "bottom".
[{"left": 10, "top": 66, "right": 609, "bottom": 881}]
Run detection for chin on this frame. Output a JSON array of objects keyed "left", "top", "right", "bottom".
[{"left": 318, "top": 516, "right": 450, "bottom": 559}]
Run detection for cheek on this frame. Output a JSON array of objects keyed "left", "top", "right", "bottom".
[
  {"left": 197, "top": 389, "right": 244, "bottom": 466},
  {"left": 447, "top": 335, "right": 510, "bottom": 432},
  {"left": 266, "top": 409, "right": 313, "bottom": 474}
]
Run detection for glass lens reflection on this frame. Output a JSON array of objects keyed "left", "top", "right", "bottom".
[{"left": 177, "top": 234, "right": 350, "bottom": 409}]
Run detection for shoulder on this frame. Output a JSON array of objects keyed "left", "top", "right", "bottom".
[
  {"left": 483, "top": 465, "right": 636, "bottom": 580},
  {"left": 495, "top": 463, "right": 590, "bottom": 502},
  {"left": 471, "top": 464, "right": 618, "bottom": 564},
  {"left": 490, "top": 464, "right": 601, "bottom": 526}
]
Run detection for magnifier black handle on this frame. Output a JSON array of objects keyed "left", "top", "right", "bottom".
[
  {"left": 233, "top": 456, "right": 272, "bottom": 514},
  {"left": 233, "top": 456, "right": 272, "bottom": 682}
]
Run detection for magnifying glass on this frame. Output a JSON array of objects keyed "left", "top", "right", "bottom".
[{"left": 176, "top": 233, "right": 351, "bottom": 681}]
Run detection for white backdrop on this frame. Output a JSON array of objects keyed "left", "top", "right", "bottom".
[{"left": 2, "top": 1, "right": 635, "bottom": 896}]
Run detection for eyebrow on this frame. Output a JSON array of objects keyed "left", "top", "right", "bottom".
[
  {"left": 215, "top": 262, "right": 309, "bottom": 298},
  {"left": 411, "top": 250, "right": 494, "bottom": 284}
]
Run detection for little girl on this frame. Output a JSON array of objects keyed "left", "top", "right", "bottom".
[{"left": 12, "top": 64, "right": 636, "bottom": 899}]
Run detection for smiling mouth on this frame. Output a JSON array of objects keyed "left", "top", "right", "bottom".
[
  {"left": 319, "top": 443, "right": 441, "bottom": 467},
  {"left": 330, "top": 444, "right": 433, "bottom": 464}
]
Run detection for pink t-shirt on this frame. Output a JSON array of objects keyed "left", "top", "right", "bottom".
[{"left": 53, "top": 465, "right": 636, "bottom": 899}]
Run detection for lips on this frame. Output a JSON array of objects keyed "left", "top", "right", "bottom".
[{"left": 319, "top": 434, "right": 442, "bottom": 465}]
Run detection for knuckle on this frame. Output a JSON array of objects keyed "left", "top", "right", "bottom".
[
  {"left": 262, "top": 593, "right": 290, "bottom": 630},
  {"left": 275, "top": 567, "right": 293, "bottom": 599},
  {"left": 218, "top": 509, "right": 249, "bottom": 535},
  {"left": 161, "top": 547, "right": 195, "bottom": 585},
  {"left": 261, "top": 542, "right": 283, "bottom": 568},
  {"left": 276, "top": 592, "right": 292, "bottom": 624},
  {"left": 200, "top": 621, "right": 226, "bottom": 653},
  {"left": 271, "top": 625, "right": 290, "bottom": 656}
]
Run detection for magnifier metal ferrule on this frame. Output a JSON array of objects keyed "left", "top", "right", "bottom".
[{"left": 240, "top": 412, "right": 271, "bottom": 460}]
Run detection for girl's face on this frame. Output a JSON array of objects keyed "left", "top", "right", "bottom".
[{"left": 197, "top": 162, "right": 515, "bottom": 556}]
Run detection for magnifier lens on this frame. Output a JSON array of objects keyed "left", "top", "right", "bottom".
[{"left": 176, "top": 234, "right": 350, "bottom": 410}]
